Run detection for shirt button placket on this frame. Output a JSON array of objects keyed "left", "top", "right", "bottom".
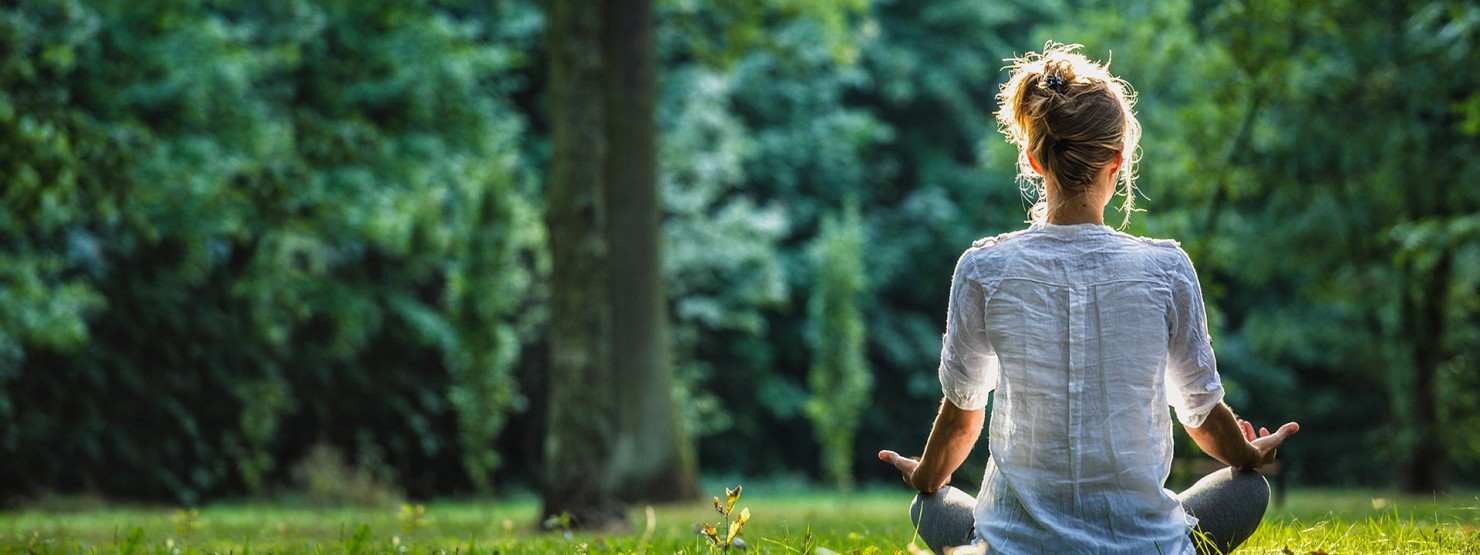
[{"left": 1068, "top": 285, "right": 1086, "bottom": 503}]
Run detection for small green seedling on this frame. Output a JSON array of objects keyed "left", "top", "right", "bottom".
[{"left": 699, "top": 485, "right": 751, "bottom": 552}]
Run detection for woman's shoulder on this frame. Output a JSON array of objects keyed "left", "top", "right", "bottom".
[
  {"left": 969, "top": 229, "right": 1032, "bottom": 250},
  {"left": 1108, "top": 228, "right": 1181, "bottom": 249},
  {"left": 1109, "top": 230, "right": 1198, "bottom": 272},
  {"left": 1103, "top": 229, "right": 1183, "bottom": 253},
  {"left": 950, "top": 230, "right": 1029, "bottom": 280}
]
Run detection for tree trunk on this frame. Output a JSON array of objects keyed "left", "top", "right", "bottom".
[
  {"left": 602, "top": 0, "right": 699, "bottom": 503},
  {"left": 541, "top": 0, "right": 624, "bottom": 529}
]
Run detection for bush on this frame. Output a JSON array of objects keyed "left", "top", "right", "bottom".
[
  {"left": 805, "top": 201, "right": 872, "bottom": 492},
  {"left": 0, "top": 1, "right": 538, "bottom": 503}
]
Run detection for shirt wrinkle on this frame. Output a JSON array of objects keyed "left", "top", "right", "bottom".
[{"left": 936, "top": 223, "right": 1223, "bottom": 555}]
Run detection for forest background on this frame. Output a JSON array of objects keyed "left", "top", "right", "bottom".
[{"left": 3, "top": 0, "right": 1479, "bottom": 509}]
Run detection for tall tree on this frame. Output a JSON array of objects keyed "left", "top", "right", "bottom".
[
  {"left": 603, "top": 0, "right": 699, "bottom": 502},
  {"left": 542, "top": 0, "right": 698, "bottom": 524},
  {"left": 542, "top": 0, "right": 623, "bottom": 528}
]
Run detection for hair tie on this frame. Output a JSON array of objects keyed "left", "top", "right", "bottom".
[{"left": 1044, "top": 73, "right": 1067, "bottom": 94}]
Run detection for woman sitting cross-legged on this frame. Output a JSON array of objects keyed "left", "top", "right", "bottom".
[{"left": 877, "top": 42, "right": 1299, "bottom": 555}]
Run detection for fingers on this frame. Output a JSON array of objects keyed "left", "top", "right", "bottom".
[
  {"left": 1244, "top": 420, "right": 1301, "bottom": 442},
  {"left": 877, "top": 450, "right": 919, "bottom": 473},
  {"left": 1240, "top": 420, "right": 1300, "bottom": 469},
  {"left": 878, "top": 449, "right": 906, "bottom": 466},
  {"left": 877, "top": 449, "right": 900, "bottom": 470},
  {"left": 880, "top": 449, "right": 926, "bottom": 490},
  {"left": 1251, "top": 422, "right": 1300, "bottom": 452},
  {"left": 1261, "top": 422, "right": 1300, "bottom": 441}
]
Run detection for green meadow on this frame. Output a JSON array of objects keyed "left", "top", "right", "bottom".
[{"left": 5, "top": 488, "right": 1477, "bottom": 554}]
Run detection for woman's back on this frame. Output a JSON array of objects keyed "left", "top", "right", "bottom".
[{"left": 942, "top": 222, "right": 1221, "bottom": 553}]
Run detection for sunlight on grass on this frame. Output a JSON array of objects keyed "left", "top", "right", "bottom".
[
  {"left": 1242, "top": 489, "right": 1480, "bottom": 555},
  {"left": 2, "top": 488, "right": 1477, "bottom": 554}
]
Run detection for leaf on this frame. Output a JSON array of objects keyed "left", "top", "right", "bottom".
[
  {"left": 725, "top": 519, "right": 741, "bottom": 545},
  {"left": 119, "top": 527, "right": 144, "bottom": 555},
  {"left": 726, "top": 485, "right": 743, "bottom": 511},
  {"left": 344, "top": 523, "right": 371, "bottom": 555}
]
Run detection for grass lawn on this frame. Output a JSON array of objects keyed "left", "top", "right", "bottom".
[{"left": 3, "top": 486, "right": 1478, "bottom": 554}]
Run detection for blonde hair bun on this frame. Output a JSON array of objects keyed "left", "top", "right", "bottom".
[
  {"left": 995, "top": 42, "right": 1142, "bottom": 226},
  {"left": 1041, "top": 59, "right": 1076, "bottom": 94}
]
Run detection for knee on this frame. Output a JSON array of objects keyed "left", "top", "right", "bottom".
[
  {"left": 909, "top": 488, "right": 948, "bottom": 527},
  {"left": 1232, "top": 468, "right": 1271, "bottom": 508}
]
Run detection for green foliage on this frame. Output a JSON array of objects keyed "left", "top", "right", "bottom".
[
  {"left": 658, "top": 64, "right": 789, "bottom": 440},
  {"left": 654, "top": 0, "right": 1024, "bottom": 479},
  {"left": 805, "top": 202, "right": 872, "bottom": 493},
  {"left": 0, "top": 1, "right": 537, "bottom": 502},
  {"left": 4, "top": 0, "right": 1478, "bottom": 499},
  {"left": 118, "top": 526, "right": 144, "bottom": 555},
  {"left": 660, "top": 10, "right": 880, "bottom": 471},
  {"left": 397, "top": 503, "right": 432, "bottom": 534},
  {"left": 661, "top": 0, "right": 869, "bottom": 68},
  {"left": 344, "top": 524, "right": 371, "bottom": 555},
  {"left": 235, "top": 375, "right": 291, "bottom": 494}
]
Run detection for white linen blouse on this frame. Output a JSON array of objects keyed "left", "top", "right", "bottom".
[{"left": 938, "top": 222, "right": 1225, "bottom": 555}]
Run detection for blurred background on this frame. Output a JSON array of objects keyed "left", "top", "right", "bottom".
[{"left": 2, "top": 0, "right": 1477, "bottom": 509}]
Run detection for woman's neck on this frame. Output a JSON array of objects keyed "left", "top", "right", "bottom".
[
  {"left": 1045, "top": 201, "right": 1105, "bottom": 225},
  {"left": 1040, "top": 161, "right": 1120, "bottom": 226},
  {"left": 1043, "top": 185, "right": 1108, "bottom": 226}
]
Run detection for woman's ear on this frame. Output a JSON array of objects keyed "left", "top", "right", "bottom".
[
  {"left": 1109, "top": 147, "right": 1126, "bottom": 175},
  {"left": 1028, "top": 153, "right": 1044, "bottom": 175}
]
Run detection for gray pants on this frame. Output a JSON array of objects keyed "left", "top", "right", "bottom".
[{"left": 910, "top": 467, "right": 1270, "bottom": 554}]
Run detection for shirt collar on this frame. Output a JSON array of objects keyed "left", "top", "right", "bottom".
[{"left": 1031, "top": 222, "right": 1114, "bottom": 235}]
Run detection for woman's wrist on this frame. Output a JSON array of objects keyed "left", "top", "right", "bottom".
[{"left": 1238, "top": 443, "right": 1263, "bottom": 470}]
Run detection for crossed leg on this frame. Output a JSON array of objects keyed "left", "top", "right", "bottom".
[
  {"left": 908, "top": 468, "right": 1270, "bottom": 554},
  {"left": 1178, "top": 467, "right": 1270, "bottom": 554}
]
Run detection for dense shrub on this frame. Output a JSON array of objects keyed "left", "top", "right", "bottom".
[
  {"left": 0, "top": 1, "right": 537, "bottom": 503},
  {"left": 805, "top": 201, "right": 871, "bottom": 492}
]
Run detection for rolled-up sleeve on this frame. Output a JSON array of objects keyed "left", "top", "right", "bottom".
[
  {"left": 1165, "top": 249, "right": 1224, "bottom": 427},
  {"left": 939, "top": 250, "right": 999, "bottom": 410}
]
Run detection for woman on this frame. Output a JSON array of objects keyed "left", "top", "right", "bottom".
[{"left": 877, "top": 43, "right": 1299, "bottom": 555}]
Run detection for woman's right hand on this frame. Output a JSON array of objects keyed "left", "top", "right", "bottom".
[{"left": 878, "top": 450, "right": 929, "bottom": 492}]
